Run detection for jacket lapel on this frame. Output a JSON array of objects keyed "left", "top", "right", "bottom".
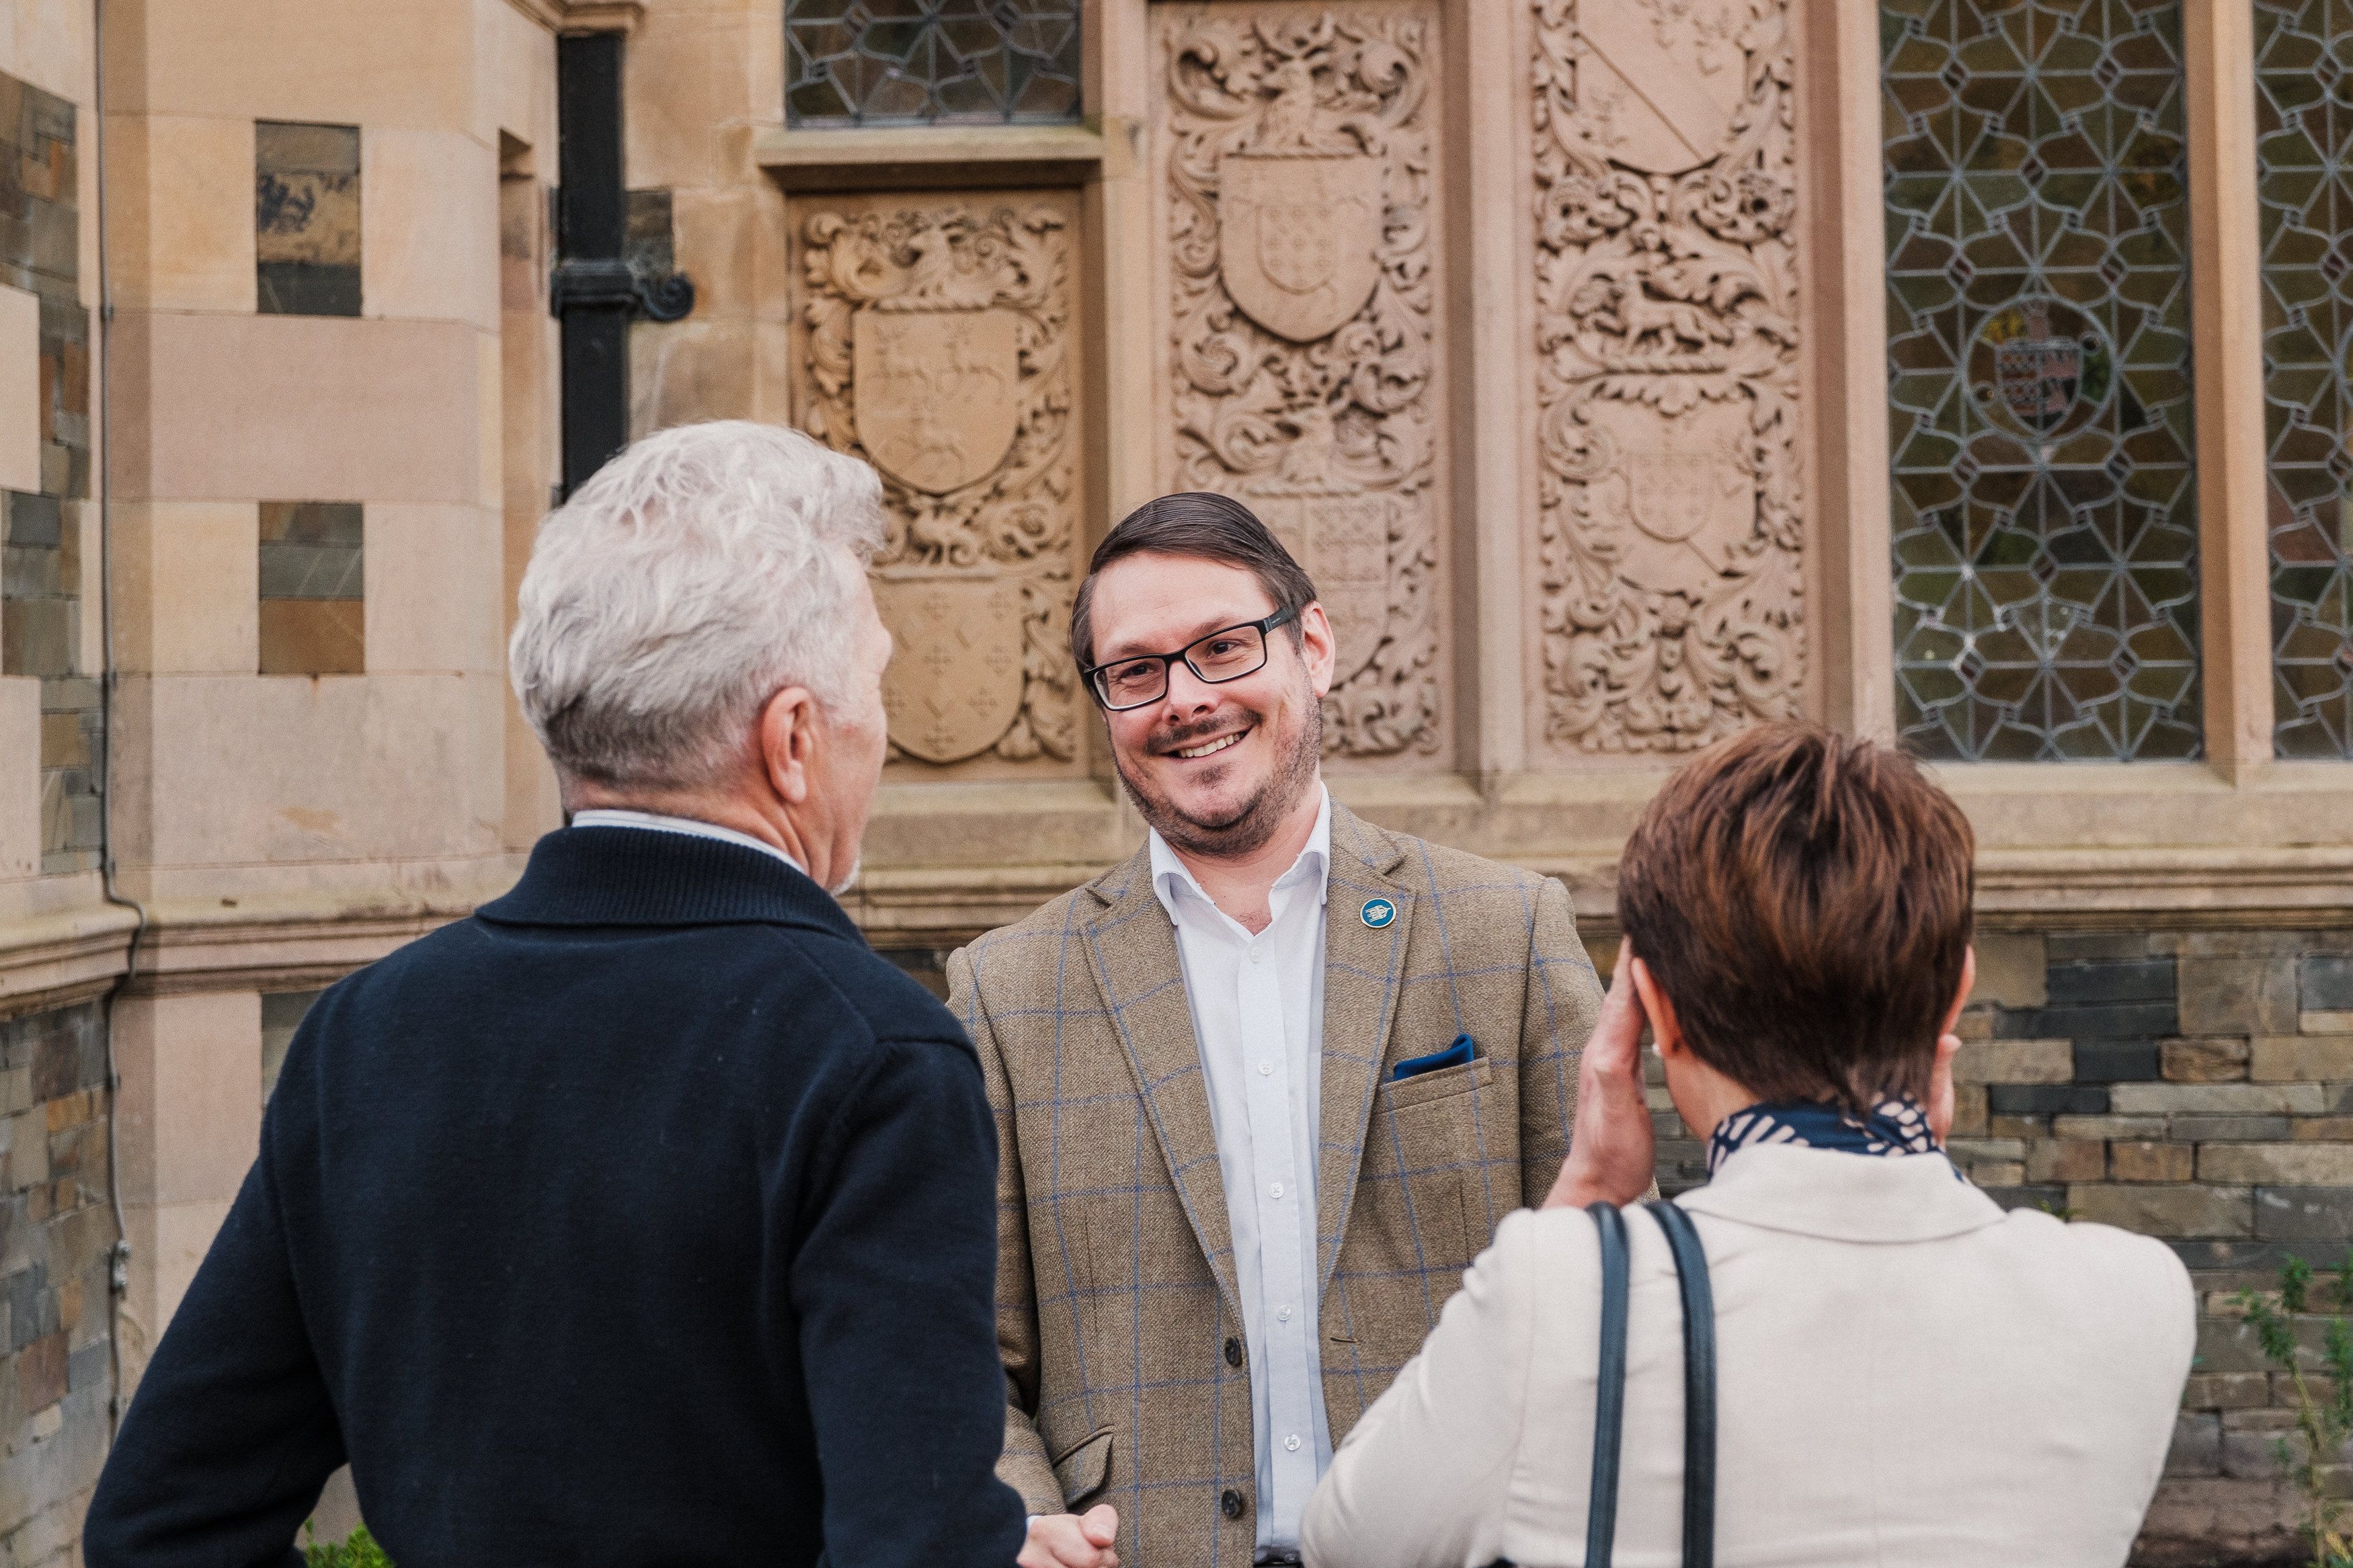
[
  {"left": 1315, "top": 802, "right": 1414, "bottom": 1292},
  {"left": 1078, "top": 841, "right": 1244, "bottom": 1325}
]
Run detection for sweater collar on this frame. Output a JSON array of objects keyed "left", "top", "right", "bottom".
[{"left": 477, "top": 826, "right": 865, "bottom": 941}]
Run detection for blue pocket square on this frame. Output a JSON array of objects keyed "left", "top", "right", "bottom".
[{"left": 1392, "top": 1034, "right": 1476, "bottom": 1082}]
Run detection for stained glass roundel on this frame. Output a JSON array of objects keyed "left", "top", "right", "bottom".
[{"left": 1968, "top": 298, "right": 2116, "bottom": 442}]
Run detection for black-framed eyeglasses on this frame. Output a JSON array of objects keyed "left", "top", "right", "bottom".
[{"left": 1080, "top": 606, "right": 1300, "bottom": 711}]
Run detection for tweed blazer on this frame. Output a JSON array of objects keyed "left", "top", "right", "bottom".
[{"left": 947, "top": 802, "right": 1605, "bottom": 1568}]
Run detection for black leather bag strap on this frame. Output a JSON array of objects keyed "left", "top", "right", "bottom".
[
  {"left": 1583, "top": 1201, "right": 1632, "bottom": 1568},
  {"left": 1646, "top": 1200, "right": 1717, "bottom": 1568}
]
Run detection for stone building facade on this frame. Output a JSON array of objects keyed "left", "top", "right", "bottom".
[{"left": 1, "top": 0, "right": 2351, "bottom": 1562}]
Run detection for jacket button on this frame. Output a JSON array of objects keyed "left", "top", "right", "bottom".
[
  {"left": 1220, "top": 1488, "right": 1245, "bottom": 1520},
  {"left": 1224, "top": 1336, "right": 1243, "bottom": 1368}
]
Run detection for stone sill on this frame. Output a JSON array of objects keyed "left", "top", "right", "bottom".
[
  {"left": 854, "top": 764, "right": 2353, "bottom": 940},
  {"left": 5, "top": 757, "right": 2353, "bottom": 1006},
  {"left": 754, "top": 119, "right": 1134, "bottom": 191},
  {"left": 502, "top": 0, "right": 641, "bottom": 35}
]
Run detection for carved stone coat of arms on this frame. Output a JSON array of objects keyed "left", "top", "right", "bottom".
[
  {"left": 1218, "top": 154, "right": 1384, "bottom": 344},
  {"left": 851, "top": 310, "right": 1021, "bottom": 496},
  {"left": 1160, "top": 5, "right": 1446, "bottom": 761},
  {"left": 793, "top": 196, "right": 1080, "bottom": 773}
]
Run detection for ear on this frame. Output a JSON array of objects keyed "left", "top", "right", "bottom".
[
  {"left": 1626, "top": 955, "right": 1685, "bottom": 1058},
  {"left": 758, "top": 686, "right": 821, "bottom": 807},
  {"left": 1296, "top": 602, "right": 1339, "bottom": 699},
  {"left": 1943, "top": 944, "right": 1978, "bottom": 1036},
  {"left": 1926, "top": 945, "right": 1977, "bottom": 1143}
]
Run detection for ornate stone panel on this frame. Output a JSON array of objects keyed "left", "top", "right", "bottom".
[
  {"left": 790, "top": 190, "right": 1082, "bottom": 776},
  {"left": 1156, "top": 2, "right": 1447, "bottom": 762},
  {"left": 1531, "top": 0, "right": 1804, "bottom": 757}
]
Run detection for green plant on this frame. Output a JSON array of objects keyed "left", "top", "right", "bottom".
[
  {"left": 2237, "top": 1251, "right": 2353, "bottom": 1568},
  {"left": 303, "top": 1522, "right": 393, "bottom": 1568}
]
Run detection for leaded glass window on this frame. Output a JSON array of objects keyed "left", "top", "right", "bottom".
[
  {"left": 1884, "top": 1, "right": 2201, "bottom": 761},
  {"left": 2258, "top": 1, "right": 2353, "bottom": 757},
  {"left": 786, "top": 1, "right": 1081, "bottom": 126}
]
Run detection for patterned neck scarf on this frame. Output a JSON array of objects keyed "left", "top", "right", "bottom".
[{"left": 1706, "top": 1094, "right": 1943, "bottom": 1177}]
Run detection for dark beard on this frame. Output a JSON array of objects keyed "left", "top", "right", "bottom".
[{"left": 1114, "top": 689, "right": 1324, "bottom": 861}]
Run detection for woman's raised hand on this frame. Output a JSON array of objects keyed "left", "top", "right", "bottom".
[{"left": 1544, "top": 939, "right": 1658, "bottom": 1210}]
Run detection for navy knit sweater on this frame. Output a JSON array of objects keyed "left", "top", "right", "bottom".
[{"left": 84, "top": 827, "right": 1027, "bottom": 1568}]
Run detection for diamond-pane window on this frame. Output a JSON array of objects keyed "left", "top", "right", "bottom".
[
  {"left": 786, "top": 0, "right": 1080, "bottom": 126},
  {"left": 2258, "top": 0, "right": 2353, "bottom": 757},
  {"left": 1884, "top": 0, "right": 2202, "bottom": 763}
]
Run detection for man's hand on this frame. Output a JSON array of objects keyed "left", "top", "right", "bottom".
[
  {"left": 1544, "top": 940, "right": 1657, "bottom": 1210},
  {"left": 1019, "top": 1505, "right": 1119, "bottom": 1568}
]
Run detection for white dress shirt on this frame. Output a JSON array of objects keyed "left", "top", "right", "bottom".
[
  {"left": 1149, "top": 788, "right": 1332, "bottom": 1556},
  {"left": 569, "top": 809, "right": 806, "bottom": 874}
]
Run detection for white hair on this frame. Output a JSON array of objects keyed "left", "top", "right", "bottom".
[{"left": 509, "top": 420, "right": 887, "bottom": 792}]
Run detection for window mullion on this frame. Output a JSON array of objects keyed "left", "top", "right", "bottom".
[{"left": 2184, "top": 0, "right": 2274, "bottom": 774}]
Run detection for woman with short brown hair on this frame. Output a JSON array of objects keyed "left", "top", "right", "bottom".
[{"left": 1304, "top": 723, "right": 2192, "bottom": 1567}]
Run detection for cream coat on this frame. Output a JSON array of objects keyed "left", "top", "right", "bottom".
[{"left": 1303, "top": 1145, "right": 2194, "bottom": 1568}]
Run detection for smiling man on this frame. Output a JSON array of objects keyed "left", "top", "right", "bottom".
[{"left": 949, "top": 492, "right": 1607, "bottom": 1568}]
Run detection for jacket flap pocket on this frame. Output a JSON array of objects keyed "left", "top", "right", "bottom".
[{"left": 1051, "top": 1427, "right": 1114, "bottom": 1509}]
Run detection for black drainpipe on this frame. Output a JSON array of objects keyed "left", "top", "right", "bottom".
[{"left": 551, "top": 31, "right": 694, "bottom": 499}]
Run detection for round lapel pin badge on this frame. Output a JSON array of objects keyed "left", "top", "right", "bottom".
[{"left": 1361, "top": 897, "right": 1396, "bottom": 929}]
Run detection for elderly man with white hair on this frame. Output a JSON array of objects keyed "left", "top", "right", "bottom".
[{"left": 85, "top": 422, "right": 1029, "bottom": 1568}]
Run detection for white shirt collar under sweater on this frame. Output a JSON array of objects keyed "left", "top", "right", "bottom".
[
  {"left": 1146, "top": 786, "right": 1332, "bottom": 1554},
  {"left": 569, "top": 809, "right": 805, "bottom": 876}
]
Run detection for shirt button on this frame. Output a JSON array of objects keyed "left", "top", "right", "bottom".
[
  {"left": 1277, "top": 1305, "right": 1292, "bottom": 1323},
  {"left": 1248, "top": 946, "right": 1264, "bottom": 964},
  {"left": 1259, "top": 1061, "right": 1273, "bottom": 1075},
  {"left": 1269, "top": 1182, "right": 1284, "bottom": 1199},
  {"left": 1285, "top": 1434, "right": 1302, "bottom": 1452}
]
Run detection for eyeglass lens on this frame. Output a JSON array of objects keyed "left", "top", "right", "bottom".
[{"left": 1094, "top": 624, "right": 1269, "bottom": 708}]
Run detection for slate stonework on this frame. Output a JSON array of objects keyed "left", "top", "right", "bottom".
[
  {"left": 1927, "top": 929, "right": 2353, "bottom": 1565},
  {"left": 0, "top": 67, "right": 96, "bottom": 875},
  {"left": 0, "top": 1000, "right": 115, "bottom": 1568}
]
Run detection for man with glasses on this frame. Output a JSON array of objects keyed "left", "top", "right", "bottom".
[{"left": 949, "top": 492, "right": 1607, "bottom": 1568}]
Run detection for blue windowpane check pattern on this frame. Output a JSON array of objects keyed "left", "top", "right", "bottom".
[{"left": 785, "top": 0, "right": 1081, "bottom": 126}]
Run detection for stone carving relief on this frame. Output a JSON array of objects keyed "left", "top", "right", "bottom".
[
  {"left": 795, "top": 194, "right": 1080, "bottom": 771},
  {"left": 1531, "top": 0, "right": 1803, "bottom": 753},
  {"left": 1162, "top": 3, "right": 1444, "bottom": 759}
]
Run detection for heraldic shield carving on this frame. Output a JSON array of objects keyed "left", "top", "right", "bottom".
[
  {"left": 851, "top": 310, "right": 1022, "bottom": 495},
  {"left": 1218, "top": 155, "right": 1384, "bottom": 343},
  {"left": 1161, "top": 4, "right": 1447, "bottom": 761},
  {"left": 1531, "top": 0, "right": 1804, "bottom": 755},
  {"left": 794, "top": 195, "right": 1080, "bottom": 772},
  {"left": 873, "top": 575, "right": 1027, "bottom": 764},
  {"left": 1262, "top": 495, "right": 1391, "bottom": 682}
]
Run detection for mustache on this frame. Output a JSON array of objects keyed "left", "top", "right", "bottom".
[{"left": 1148, "top": 708, "right": 1258, "bottom": 754}]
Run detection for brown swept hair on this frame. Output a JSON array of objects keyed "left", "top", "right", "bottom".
[
  {"left": 1615, "top": 723, "right": 1975, "bottom": 1112},
  {"left": 1068, "top": 492, "right": 1317, "bottom": 673}
]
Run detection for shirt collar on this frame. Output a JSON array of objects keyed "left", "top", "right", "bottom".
[
  {"left": 569, "top": 808, "right": 806, "bottom": 875},
  {"left": 1148, "top": 786, "right": 1331, "bottom": 927}
]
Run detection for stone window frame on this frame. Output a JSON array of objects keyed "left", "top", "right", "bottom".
[
  {"left": 1825, "top": 5, "right": 2276, "bottom": 772},
  {"left": 1778, "top": 5, "right": 2353, "bottom": 914}
]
